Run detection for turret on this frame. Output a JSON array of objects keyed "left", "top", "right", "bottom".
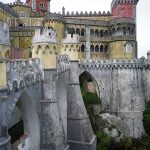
[
  {"left": 32, "top": 27, "right": 58, "bottom": 69},
  {"left": 109, "top": 0, "right": 139, "bottom": 59},
  {"left": 61, "top": 34, "right": 80, "bottom": 60},
  {"left": 111, "top": 0, "right": 139, "bottom": 19},
  {"left": 26, "top": 0, "right": 51, "bottom": 13},
  {"left": 0, "top": 21, "right": 10, "bottom": 59}
]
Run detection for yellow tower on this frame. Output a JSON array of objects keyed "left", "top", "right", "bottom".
[
  {"left": 61, "top": 34, "right": 80, "bottom": 60},
  {"left": 109, "top": 19, "right": 137, "bottom": 59},
  {"left": 32, "top": 27, "right": 58, "bottom": 69},
  {"left": 43, "top": 13, "right": 65, "bottom": 54},
  {"left": 0, "top": 21, "right": 10, "bottom": 59}
]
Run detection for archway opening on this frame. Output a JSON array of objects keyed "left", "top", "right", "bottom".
[
  {"left": 56, "top": 77, "right": 67, "bottom": 138},
  {"left": 79, "top": 71, "right": 101, "bottom": 133},
  {"left": 9, "top": 92, "right": 40, "bottom": 150}
]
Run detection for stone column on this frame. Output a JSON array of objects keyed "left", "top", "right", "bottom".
[
  {"left": 32, "top": 0, "right": 36, "bottom": 12},
  {"left": 40, "top": 69, "right": 68, "bottom": 150},
  {"left": 48, "top": 0, "right": 51, "bottom": 13},
  {"left": 85, "top": 26, "right": 91, "bottom": 60},
  {"left": 67, "top": 61, "right": 96, "bottom": 150},
  {"left": 0, "top": 94, "right": 11, "bottom": 150}
]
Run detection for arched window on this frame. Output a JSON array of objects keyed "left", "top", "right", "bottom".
[
  {"left": 123, "top": 27, "right": 127, "bottom": 35},
  {"left": 100, "top": 45, "right": 104, "bottom": 52},
  {"left": 125, "top": 42, "right": 133, "bottom": 52},
  {"left": 90, "top": 29, "right": 94, "bottom": 36},
  {"left": 81, "top": 44, "right": 85, "bottom": 52},
  {"left": 104, "top": 30, "right": 109, "bottom": 37},
  {"left": 104, "top": 45, "right": 108, "bottom": 52},
  {"left": 76, "top": 28, "right": 80, "bottom": 35},
  {"left": 100, "top": 30, "right": 103, "bottom": 37},
  {"left": 95, "top": 45, "right": 99, "bottom": 52},
  {"left": 130, "top": 28, "right": 134, "bottom": 35},
  {"left": 90, "top": 45, "right": 94, "bottom": 52},
  {"left": 95, "top": 30, "right": 99, "bottom": 37},
  {"left": 81, "top": 28, "right": 85, "bottom": 36}
]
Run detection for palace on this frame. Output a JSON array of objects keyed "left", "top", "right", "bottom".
[
  {"left": 0, "top": 0, "right": 138, "bottom": 61},
  {"left": 1, "top": 0, "right": 150, "bottom": 150}
]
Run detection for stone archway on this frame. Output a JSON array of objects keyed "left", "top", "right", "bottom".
[
  {"left": 79, "top": 71, "right": 100, "bottom": 98},
  {"left": 9, "top": 92, "right": 40, "bottom": 150},
  {"left": 56, "top": 76, "right": 67, "bottom": 138}
]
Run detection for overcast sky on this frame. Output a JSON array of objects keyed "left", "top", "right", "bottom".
[{"left": 2, "top": 0, "right": 150, "bottom": 58}]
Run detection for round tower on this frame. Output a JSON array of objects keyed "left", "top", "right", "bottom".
[
  {"left": 61, "top": 34, "right": 80, "bottom": 60},
  {"left": 26, "top": 0, "right": 51, "bottom": 13},
  {"left": 111, "top": 0, "right": 139, "bottom": 19},
  {"left": 0, "top": 21, "right": 10, "bottom": 59},
  {"left": 43, "top": 13, "right": 65, "bottom": 54},
  {"left": 109, "top": 0, "right": 139, "bottom": 59},
  {"left": 32, "top": 27, "right": 58, "bottom": 69}
]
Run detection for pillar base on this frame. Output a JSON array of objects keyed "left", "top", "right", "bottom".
[{"left": 0, "top": 136, "right": 11, "bottom": 149}]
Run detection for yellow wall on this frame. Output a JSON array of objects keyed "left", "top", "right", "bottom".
[
  {"left": 32, "top": 43, "right": 57, "bottom": 69},
  {"left": 11, "top": 5, "right": 31, "bottom": 18},
  {"left": 61, "top": 44, "right": 79, "bottom": 60},
  {"left": 44, "top": 21, "right": 65, "bottom": 54},
  {"left": 110, "top": 41, "right": 136, "bottom": 59},
  {"left": 0, "top": 61, "right": 7, "bottom": 88},
  {"left": 0, "top": 45, "right": 10, "bottom": 58}
]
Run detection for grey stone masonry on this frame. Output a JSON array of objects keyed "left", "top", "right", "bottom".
[
  {"left": 0, "top": 21, "right": 10, "bottom": 46},
  {"left": 67, "top": 61, "right": 96, "bottom": 150},
  {"left": 85, "top": 27, "right": 91, "bottom": 60}
]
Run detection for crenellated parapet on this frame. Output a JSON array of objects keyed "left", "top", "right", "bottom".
[
  {"left": 56, "top": 54, "right": 70, "bottom": 74},
  {"left": 44, "top": 13, "right": 65, "bottom": 23},
  {"left": 0, "top": 21, "right": 10, "bottom": 46},
  {"left": 64, "top": 11, "right": 111, "bottom": 17},
  {"left": 7, "top": 58, "right": 43, "bottom": 91},
  {"left": 62, "top": 34, "right": 79, "bottom": 44},
  {"left": 79, "top": 59, "right": 146, "bottom": 70},
  {"left": 32, "top": 27, "right": 58, "bottom": 44},
  {"left": 111, "top": 0, "right": 139, "bottom": 9}
]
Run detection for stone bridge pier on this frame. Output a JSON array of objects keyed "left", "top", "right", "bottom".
[{"left": 0, "top": 58, "right": 43, "bottom": 150}]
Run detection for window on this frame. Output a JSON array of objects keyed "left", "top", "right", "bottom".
[
  {"left": 125, "top": 42, "right": 133, "bottom": 52},
  {"left": 40, "top": 3, "right": 45, "bottom": 9},
  {"left": 20, "top": 12, "right": 25, "bottom": 18}
]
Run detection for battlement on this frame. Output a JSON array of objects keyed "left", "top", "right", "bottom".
[
  {"left": 111, "top": 0, "right": 139, "bottom": 8},
  {"left": 32, "top": 27, "right": 58, "bottom": 44},
  {"left": 8, "top": 0, "right": 29, "bottom": 7},
  {"left": 62, "top": 34, "right": 79, "bottom": 44},
  {"left": 79, "top": 58, "right": 146, "bottom": 69},
  {"left": 7, "top": 58, "right": 43, "bottom": 91},
  {"left": 64, "top": 11, "right": 111, "bottom": 17},
  {"left": 0, "top": 21, "right": 10, "bottom": 46},
  {"left": 44, "top": 13, "right": 65, "bottom": 23},
  {"left": 57, "top": 55, "right": 70, "bottom": 74}
]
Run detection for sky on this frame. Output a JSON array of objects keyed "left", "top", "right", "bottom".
[{"left": 1, "top": 0, "right": 150, "bottom": 58}]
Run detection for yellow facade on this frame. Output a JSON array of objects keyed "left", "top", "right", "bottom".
[
  {"left": 44, "top": 21, "right": 65, "bottom": 53},
  {"left": 32, "top": 43, "right": 57, "bottom": 69},
  {"left": 0, "top": 45, "right": 10, "bottom": 59},
  {"left": 0, "top": 61, "right": 7, "bottom": 88},
  {"left": 110, "top": 41, "right": 136, "bottom": 59},
  {"left": 11, "top": 5, "right": 31, "bottom": 18},
  {"left": 61, "top": 44, "right": 79, "bottom": 61}
]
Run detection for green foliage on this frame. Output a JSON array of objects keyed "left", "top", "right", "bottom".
[
  {"left": 143, "top": 101, "right": 150, "bottom": 136},
  {"left": 132, "top": 135, "right": 150, "bottom": 150},
  {"left": 120, "top": 137, "right": 133, "bottom": 149},
  {"left": 81, "top": 88, "right": 101, "bottom": 105},
  {"left": 96, "top": 131, "right": 112, "bottom": 150}
]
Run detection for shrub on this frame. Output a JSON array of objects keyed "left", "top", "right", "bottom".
[
  {"left": 96, "top": 131, "right": 112, "bottom": 150},
  {"left": 143, "top": 101, "right": 150, "bottom": 136},
  {"left": 81, "top": 88, "right": 101, "bottom": 105}
]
